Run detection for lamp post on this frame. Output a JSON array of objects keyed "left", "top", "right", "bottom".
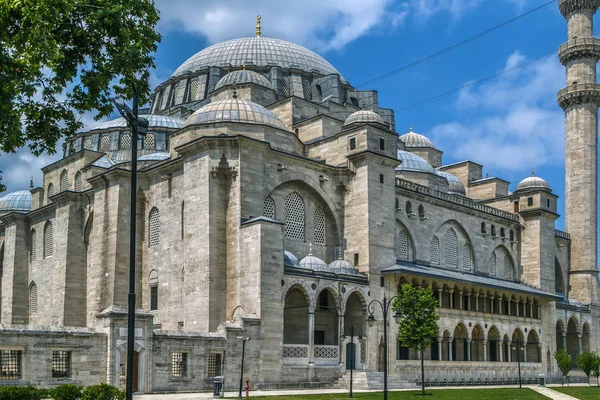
[
  {"left": 512, "top": 339, "right": 524, "bottom": 389},
  {"left": 341, "top": 326, "right": 363, "bottom": 398},
  {"left": 237, "top": 336, "right": 250, "bottom": 398},
  {"left": 112, "top": 87, "right": 148, "bottom": 400},
  {"left": 367, "top": 295, "right": 403, "bottom": 400}
]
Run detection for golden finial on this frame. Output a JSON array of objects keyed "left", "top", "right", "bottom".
[
  {"left": 256, "top": 15, "right": 262, "bottom": 37},
  {"left": 242, "top": 64, "right": 246, "bottom": 71}
]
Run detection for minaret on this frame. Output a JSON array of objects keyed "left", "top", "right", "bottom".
[{"left": 558, "top": 0, "right": 600, "bottom": 304}]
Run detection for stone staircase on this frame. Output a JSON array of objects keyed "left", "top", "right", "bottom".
[{"left": 332, "top": 371, "right": 417, "bottom": 390}]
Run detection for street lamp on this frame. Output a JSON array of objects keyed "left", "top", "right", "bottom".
[
  {"left": 237, "top": 336, "right": 250, "bottom": 398},
  {"left": 341, "top": 326, "right": 363, "bottom": 398},
  {"left": 512, "top": 340, "right": 524, "bottom": 389},
  {"left": 367, "top": 295, "right": 403, "bottom": 400},
  {"left": 112, "top": 86, "right": 148, "bottom": 400}
]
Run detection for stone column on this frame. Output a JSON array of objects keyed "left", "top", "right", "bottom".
[
  {"left": 437, "top": 289, "right": 443, "bottom": 308},
  {"left": 466, "top": 292, "right": 471, "bottom": 311},
  {"left": 499, "top": 341, "right": 504, "bottom": 362},
  {"left": 483, "top": 340, "right": 488, "bottom": 362},
  {"left": 523, "top": 345, "right": 527, "bottom": 362},
  {"left": 515, "top": 300, "right": 520, "bottom": 317},
  {"left": 507, "top": 341, "right": 512, "bottom": 362},
  {"left": 529, "top": 301, "right": 534, "bottom": 318},
  {"left": 537, "top": 304, "right": 541, "bottom": 319},
  {"left": 490, "top": 296, "right": 494, "bottom": 314},
  {"left": 578, "top": 333, "right": 583, "bottom": 355},
  {"left": 459, "top": 290, "right": 464, "bottom": 310},
  {"left": 497, "top": 297, "right": 503, "bottom": 315},
  {"left": 338, "top": 313, "right": 344, "bottom": 364},
  {"left": 562, "top": 331, "right": 567, "bottom": 351},
  {"left": 467, "top": 339, "right": 471, "bottom": 361},
  {"left": 437, "top": 338, "right": 443, "bottom": 361},
  {"left": 538, "top": 343, "right": 543, "bottom": 364},
  {"left": 483, "top": 294, "right": 487, "bottom": 313},
  {"left": 308, "top": 312, "right": 315, "bottom": 365},
  {"left": 449, "top": 338, "right": 454, "bottom": 361},
  {"left": 474, "top": 293, "right": 480, "bottom": 312},
  {"left": 449, "top": 290, "right": 454, "bottom": 309}
]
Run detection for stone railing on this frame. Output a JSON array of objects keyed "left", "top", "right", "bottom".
[
  {"left": 282, "top": 344, "right": 309, "bottom": 359},
  {"left": 558, "top": 37, "right": 600, "bottom": 64},
  {"left": 555, "top": 229, "right": 571, "bottom": 240},
  {"left": 395, "top": 178, "right": 520, "bottom": 222},
  {"left": 557, "top": 83, "right": 600, "bottom": 109},
  {"left": 313, "top": 345, "right": 339, "bottom": 361}
]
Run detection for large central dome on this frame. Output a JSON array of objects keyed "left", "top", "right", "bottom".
[{"left": 172, "top": 37, "right": 342, "bottom": 79}]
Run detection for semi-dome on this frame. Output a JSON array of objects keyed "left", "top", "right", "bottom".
[
  {"left": 436, "top": 170, "right": 466, "bottom": 195},
  {"left": 299, "top": 249, "right": 328, "bottom": 272},
  {"left": 284, "top": 251, "right": 299, "bottom": 268},
  {"left": 184, "top": 98, "right": 288, "bottom": 131},
  {"left": 0, "top": 190, "right": 32, "bottom": 212},
  {"left": 396, "top": 150, "right": 436, "bottom": 174},
  {"left": 215, "top": 70, "right": 272, "bottom": 90},
  {"left": 343, "top": 110, "right": 386, "bottom": 127},
  {"left": 516, "top": 169, "right": 551, "bottom": 191},
  {"left": 399, "top": 127, "right": 435, "bottom": 149},
  {"left": 138, "top": 152, "right": 170, "bottom": 161},
  {"left": 91, "top": 115, "right": 184, "bottom": 131},
  {"left": 172, "top": 37, "right": 343, "bottom": 80}
]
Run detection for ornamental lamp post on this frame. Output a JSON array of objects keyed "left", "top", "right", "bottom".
[
  {"left": 341, "top": 326, "right": 363, "bottom": 398},
  {"left": 367, "top": 295, "right": 403, "bottom": 400},
  {"left": 237, "top": 336, "right": 250, "bottom": 399},
  {"left": 112, "top": 87, "right": 148, "bottom": 400}
]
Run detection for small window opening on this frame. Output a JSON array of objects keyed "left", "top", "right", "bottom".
[
  {"left": 513, "top": 201, "right": 519, "bottom": 213},
  {"left": 353, "top": 253, "right": 359, "bottom": 266},
  {"left": 510, "top": 230, "right": 515, "bottom": 242},
  {"left": 481, "top": 222, "right": 486, "bottom": 234},
  {"left": 527, "top": 197, "right": 533, "bottom": 206},
  {"left": 546, "top": 198, "right": 551, "bottom": 208},
  {"left": 379, "top": 174, "right": 384, "bottom": 184},
  {"left": 406, "top": 201, "right": 413, "bottom": 215},
  {"left": 491, "top": 225, "right": 496, "bottom": 237},
  {"left": 418, "top": 205, "right": 425, "bottom": 218},
  {"left": 379, "top": 138, "right": 385, "bottom": 151},
  {"left": 500, "top": 228, "right": 505, "bottom": 238},
  {"left": 349, "top": 137, "right": 357, "bottom": 150},
  {"left": 150, "top": 285, "right": 158, "bottom": 311}
]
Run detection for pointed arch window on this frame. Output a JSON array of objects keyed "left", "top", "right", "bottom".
[
  {"left": 30, "top": 229, "right": 37, "bottom": 262},
  {"left": 75, "top": 171, "right": 83, "bottom": 192},
  {"left": 284, "top": 192, "right": 305, "bottom": 241},
  {"left": 29, "top": 282, "right": 38, "bottom": 315},
  {"left": 444, "top": 228, "right": 458, "bottom": 267},
  {"left": 500, "top": 227, "right": 506, "bottom": 238},
  {"left": 47, "top": 183, "right": 55, "bottom": 202},
  {"left": 149, "top": 207, "right": 160, "bottom": 247},
  {"left": 488, "top": 253, "right": 497, "bottom": 276},
  {"left": 504, "top": 256, "right": 514, "bottom": 280},
  {"left": 430, "top": 236, "right": 440, "bottom": 265},
  {"left": 263, "top": 196, "right": 275, "bottom": 220},
  {"left": 44, "top": 221, "right": 53, "bottom": 258},
  {"left": 491, "top": 225, "right": 496, "bottom": 237},
  {"left": 481, "top": 222, "right": 486, "bottom": 234},
  {"left": 397, "top": 229, "right": 409, "bottom": 260},
  {"left": 314, "top": 207, "right": 326, "bottom": 245},
  {"left": 60, "top": 170, "right": 68, "bottom": 192},
  {"left": 418, "top": 205, "right": 425, "bottom": 218},
  {"left": 509, "top": 230, "right": 515, "bottom": 242},
  {"left": 462, "top": 243, "right": 472, "bottom": 271},
  {"left": 405, "top": 201, "right": 413, "bottom": 215}
]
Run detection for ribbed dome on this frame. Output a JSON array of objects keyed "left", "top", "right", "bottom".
[
  {"left": 516, "top": 169, "right": 551, "bottom": 191},
  {"left": 436, "top": 170, "right": 466, "bottom": 195},
  {"left": 344, "top": 110, "right": 386, "bottom": 127},
  {"left": 399, "top": 128, "right": 435, "bottom": 149},
  {"left": 215, "top": 70, "right": 272, "bottom": 90},
  {"left": 284, "top": 251, "right": 299, "bottom": 268},
  {"left": 299, "top": 249, "right": 329, "bottom": 272},
  {"left": 396, "top": 150, "right": 436, "bottom": 174},
  {"left": 0, "top": 190, "right": 32, "bottom": 212},
  {"left": 328, "top": 255, "right": 362, "bottom": 276},
  {"left": 184, "top": 98, "right": 288, "bottom": 131},
  {"left": 91, "top": 115, "right": 184, "bottom": 131},
  {"left": 138, "top": 152, "right": 170, "bottom": 161},
  {"left": 172, "top": 37, "right": 342, "bottom": 80}
]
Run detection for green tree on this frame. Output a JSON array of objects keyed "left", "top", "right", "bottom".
[
  {"left": 393, "top": 283, "right": 440, "bottom": 396},
  {"left": 0, "top": 0, "right": 160, "bottom": 183},
  {"left": 577, "top": 351, "right": 598, "bottom": 386},
  {"left": 554, "top": 349, "right": 573, "bottom": 386},
  {"left": 589, "top": 352, "right": 600, "bottom": 386}
]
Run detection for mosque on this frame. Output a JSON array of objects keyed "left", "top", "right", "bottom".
[{"left": 0, "top": 0, "right": 599, "bottom": 392}]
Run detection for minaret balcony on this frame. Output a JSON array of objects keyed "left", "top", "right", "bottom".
[
  {"left": 559, "top": 0, "right": 600, "bottom": 17},
  {"left": 558, "top": 38, "right": 600, "bottom": 65},
  {"left": 557, "top": 82, "right": 600, "bottom": 109}
]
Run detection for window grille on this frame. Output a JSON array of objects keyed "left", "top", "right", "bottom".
[
  {"left": 52, "top": 351, "right": 71, "bottom": 379},
  {"left": 60, "top": 170, "right": 68, "bottom": 192},
  {"left": 284, "top": 192, "right": 305, "bottom": 241},
  {"left": 150, "top": 285, "right": 158, "bottom": 311},
  {"left": 488, "top": 253, "right": 497, "bottom": 276},
  {"left": 30, "top": 230, "right": 36, "bottom": 262},
  {"left": 282, "top": 75, "right": 291, "bottom": 97},
  {"left": 155, "top": 90, "right": 163, "bottom": 111},
  {"left": 75, "top": 172, "right": 83, "bottom": 192},
  {"left": 360, "top": 341, "right": 367, "bottom": 363},
  {"left": 430, "top": 236, "right": 440, "bottom": 264},
  {"left": 504, "top": 256, "right": 513, "bottom": 280},
  {"left": 349, "top": 137, "right": 356, "bottom": 150},
  {"left": 83, "top": 137, "right": 92, "bottom": 150},
  {"left": 29, "top": 282, "right": 38, "bottom": 315},
  {"left": 100, "top": 135, "right": 110, "bottom": 152},
  {"left": 44, "top": 221, "right": 53, "bottom": 258},
  {"left": 171, "top": 352, "right": 187, "bottom": 377},
  {"left": 462, "top": 243, "right": 472, "bottom": 270},
  {"left": 162, "top": 86, "right": 172, "bottom": 110},
  {"left": 206, "top": 353, "right": 222, "bottom": 377},
  {"left": 314, "top": 208, "right": 326, "bottom": 245},
  {"left": 0, "top": 350, "right": 22, "bottom": 380},
  {"left": 302, "top": 77, "right": 312, "bottom": 100},
  {"left": 48, "top": 183, "right": 55, "bottom": 199},
  {"left": 190, "top": 79, "right": 199, "bottom": 101},
  {"left": 144, "top": 134, "right": 155, "bottom": 150},
  {"left": 149, "top": 208, "right": 160, "bottom": 247},
  {"left": 397, "top": 229, "right": 409, "bottom": 260},
  {"left": 263, "top": 196, "right": 275, "bottom": 219},
  {"left": 444, "top": 228, "right": 458, "bottom": 267},
  {"left": 121, "top": 133, "right": 132, "bottom": 150},
  {"left": 174, "top": 82, "right": 185, "bottom": 105}
]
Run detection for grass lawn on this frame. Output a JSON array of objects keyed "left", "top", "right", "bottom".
[
  {"left": 552, "top": 386, "right": 600, "bottom": 400},
  {"left": 237, "top": 388, "right": 549, "bottom": 399}
]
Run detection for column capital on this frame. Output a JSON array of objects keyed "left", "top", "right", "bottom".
[{"left": 437, "top": 337, "right": 443, "bottom": 343}]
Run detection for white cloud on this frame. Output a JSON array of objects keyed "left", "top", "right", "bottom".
[
  {"left": 428, "top": 51, "right": 564, "bottom": 172},
  {"left": 411, "top": 0, "right": 482, "bottom": 20}
]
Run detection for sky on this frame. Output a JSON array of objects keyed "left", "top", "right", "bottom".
[{"left": 0, "top": 0, "right": 597, "bottom": 255}]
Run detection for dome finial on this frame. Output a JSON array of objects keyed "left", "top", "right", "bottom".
[
  {"left": 232, "top": 85, "right": 238, "bottom": 99},
  {"left": 338, "top": 249, "right": 343, "bottom": 260},
  {"left": 531, "top": 167, "right": 535, "bottom": 177},
  {"left": 256, "top": 15, "right": 262, "bottom": 37},
  {"left": 242, "top": 64, "right": 246, "bottom": 71},
  {"left": 409, "top": 126, "right": 413, "bottom": 132},
  {"left": 30, "top": 176, "right": 34, "bottom": 190},
  {"left": 308, "top": 242, "right": 313, "bottom": 256}
]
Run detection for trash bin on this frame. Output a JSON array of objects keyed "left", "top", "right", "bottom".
[
  {"left": 213, "top": 376, "right": 225, "bottom": 398},
  {"left": 538, "top": 374, "right": 546, "bottom": 387}
]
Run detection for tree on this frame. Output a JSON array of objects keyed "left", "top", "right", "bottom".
[
  {"left": 554, "top": 350, "right": 573, "bottom": 386},
  {"left": 393, "top": 283, "right": 440, "bottom": 396},
  {"left": 592, "top": 353, "right": 600, "bottom": 386},
  {"left": 0, "top": 0, "right": 160, "bottom": 177},
  {"left": 577, "top": 351, "right": 598, "bottom": 386}
]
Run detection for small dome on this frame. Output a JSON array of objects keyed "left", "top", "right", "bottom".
[
  {"left": 399, "top": 127, "right": 435, "bottom": 149},
  {"left": 396, "top": 150, "right": 436, "bottom": 174},
  {"left": 91, "top": 115, "right": 184, "bottom": 131},
  {"left": 328, "top": 255, "right": 362, "bottom": 276},
  {"left": 436, "top": 170, "right": 466, "bottom": 195},
  {"left": 516, "top": 169, "right": 551, "bottom": 191},
  {"left": 299, "top": 248, "right": 328, "bottom": 272},
  {"left": 284, "top": 251, "right": 299, "bottom": 268},
  {"left": 184, "top": 98, "right": 288, "bottom": 131},
  {"left": 343, "top": 110, "right": 386, "bottom": 127},
  {"left": 0, "top": 190, "right": 32, "bottom": 212},
  {"left": 138, "top": 152, "right": 170, "bottom": 161},
  {"left": 215, "top": 70, "right": 272, "bottom": 90}
]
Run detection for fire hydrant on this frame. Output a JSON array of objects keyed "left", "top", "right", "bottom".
[{"left": 245, "top": 377, "right": 249, "bottom": 398}]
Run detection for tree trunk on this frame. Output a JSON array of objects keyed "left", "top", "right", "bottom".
[{"left": 421, "top": 349, "right": 425, "bottom": 396}]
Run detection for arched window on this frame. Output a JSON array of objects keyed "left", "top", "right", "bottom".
[
  {"left": 284, "top": 192, "right": 305, "bottom": 241},
  {"left": 481, "top": 222, "right": 486, "bottom": 234},
  {"left": 75, "top": 171, "right": 83, "bottom": 191},
  {"left": 263, "top": 196, "right": 275, "bottom": 220},
  {"left": 83, "top": 137, "right": 92, "bottom": 150},
  {"left": 397, "top": 229, "right": 409, "bottom": 260},
  {"left": 418, "top": 205, "right": 425, "bottom": 218},
  {"left": 149, "top": 270, "right": 158, "bottom": 311},
  {"left": 500, "top": 227, "right": 505, "bottom": 238},
  {"left": 444, "top": 228, "right": 458, "bottom": 267},
  {"left": 100, "top": 135, "right": 110, "bottom": 152},
  {"left": 509, "top": 230, "right": 515, "bottom": 242},
  {"left": 29, "top": 282, "right": 38, "bottom": 315},
  {"left": 282, "top": 75, "right": 291, "bottom": 97},
  {"left": 488, "top": 253, "right": 497, "bottom": 276},
  {"left": 302, "top": 77, "right": 312, "bottom": 100},
  {"left": 30, "top": 229, "right": 37, "bottom": 262},
  {"left": 430, "top": 236, "right": 440, "bottom": 264},
  {"left": 405, "top": 201, "right": 413, "bottom": 215},
  {"left": 44, "top": 221, "right": 53, "bottom": 258},
  {"left": 491, "top": 225, "right": 496, "bottom": 237},
  {"left": 121, "top": 133, "right": 132, "bottom": 150},
  {"left": 47, "top": 183, "right": 55, "bottom": 202},
  {"left": 462, "top": 243, "right": 472, "bottom": 271},
  {"left": 504, "top": 256, "right": 513, "bottom": 280},
  {"left": 60, "top": 170, "right": 68, "bottom": 192},
  {"left": 313, "top": 208, "right": 326, "bottom": 245},
  {"left": 144, "top": 133, "right": 155, "bottom": 149},
  {"left": 149, "top": 207, "right": 160, "bottom": 247},
  {"left": 189, "top": 79, "right": 199, "bottom": 101}
]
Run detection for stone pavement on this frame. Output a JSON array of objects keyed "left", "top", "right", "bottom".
[{"left": 530, "top": 386, "right": 579, "bottom": 400}]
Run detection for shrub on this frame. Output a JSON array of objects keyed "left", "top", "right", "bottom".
[
  {"left": 0, "top": 385, "right": 48, "bottom": 400},
  {"left": 80, "top": 383, "right": 125, "bottom": 400},
  {"left": 51, "top": 384, "right": 83, "bottom": 400},
  {"left": 554, "top": 349, "right": 573, "bottom": 386}
]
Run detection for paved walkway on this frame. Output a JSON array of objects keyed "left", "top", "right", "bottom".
[{"left": 530, "top": 386, "right": 579, "bottom": 400}]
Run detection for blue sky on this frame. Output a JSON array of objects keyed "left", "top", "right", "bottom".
[{"left": 1, "top": 0, "right": 597, "bottom": 257}]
